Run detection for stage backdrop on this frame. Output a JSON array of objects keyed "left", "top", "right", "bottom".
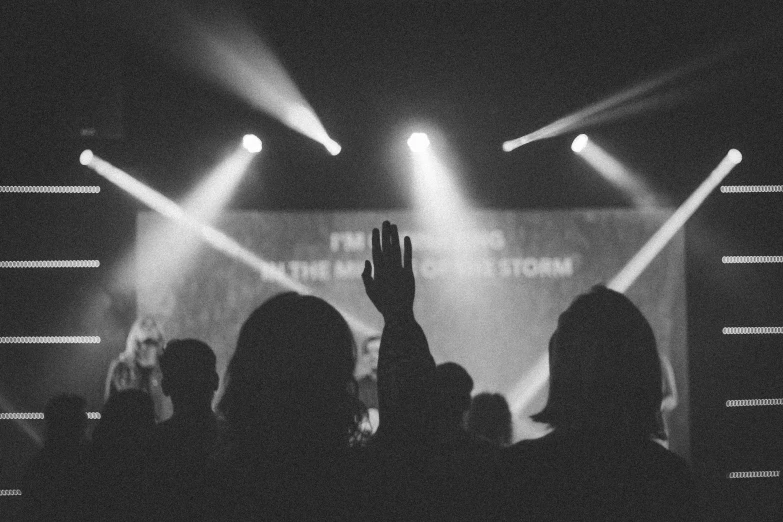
[{"left": 136, "top": 209, "right": 689, "bottom": 459}]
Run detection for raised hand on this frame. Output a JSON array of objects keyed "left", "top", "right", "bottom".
[{"left": 362, "top": 221, "right": 415, "bottom": 321}]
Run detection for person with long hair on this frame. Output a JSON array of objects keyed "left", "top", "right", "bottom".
[
  {"left": 199, "top": 292, "right": 367, "bottom": 520},
  {"left": 501, "top": 285, "right": 705, "bottom": 521},
  {"left": 195, "top": 221, "right": 436, "bottom": 520},
  {"left": 104, "top": 316, "right": 171, "bottom": 421}
]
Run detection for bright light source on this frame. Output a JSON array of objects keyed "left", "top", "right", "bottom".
[
  {"left": 407, "top": 133, "right": 430, "bottom": 152},
  {"left": 325, "top": 139, "right": 342, "bottom": 156},
  {"left": 728, "top": 149, "right": 742, "bottom": 164},
  {"left": 571, "top": 134, "right": 588, "bottom": 153},
  {"left": 242, "top": 134, "right": 262, "bottom": 153},
  {"left": 79, "top": 150, "right": 94, "bottom": 166}
]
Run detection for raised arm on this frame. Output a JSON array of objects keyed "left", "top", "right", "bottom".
[{"left": 362, "top": 221, "right": 435, "bottom": 439}]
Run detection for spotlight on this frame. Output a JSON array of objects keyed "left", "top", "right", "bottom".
[
  {"left": 502, "top": 137, "right": 528, "bottom": 152},
  {"left": 79, "top": 150, "right": 94, "bottom": 166},
  {"left": 242, "top": 134, "right": 262, "bottom": 153},
  {"left": 407, "top": 133, "right": 430, "bottom": 152},
  {"left": 571, "top": 134, "right": 588, "bottom": 153},
  {"left": 324, "top": 139, "right": 342, "bottom": 156},
  {"left": 728, "top": 149, "right": 742, "bottom": 165}
]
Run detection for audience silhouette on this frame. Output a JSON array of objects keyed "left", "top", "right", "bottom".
[
  {"left": 12, "top": 222, "right": 731, "bottom": 521},
  {"left": 466, "top": 392, "right": 513, "bottom": 447},
  {"left": 149, "top": 339, "right": 222, "bottom": 519},
  {"left": 431, "top": 362, "right": 474, "bottom": 438},
  {"left": 501, "top": 285, "right": 706, "bottom": 521},
  {"left": 17, "top": 394, "right": 90, "bottom": 521},
  {"left": 84, "top": 389, "right": 156, "bottom": 520},
  {"left": 427, "top": 362, "right": 503, "bottom": 521},
  {"left": 198, "top": 292, "right": 370, "bottom": 520}
]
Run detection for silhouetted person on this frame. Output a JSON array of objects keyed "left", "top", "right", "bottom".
[
  {"left": 149, "top": 339, "right": 221, "bottom": 519},
  {"left": 432, "top": 362, "right": 474, "bottom": 439},
  {"left": 466, "top": 392, "right": 513, "bottom": 447},
  {"left": 199, "top": 292, "right": 370, "bottom": 520},
  {"left": 17, "top": 394, "right": 90, "bottom": 521},
  {"left": 501, "top": 285, "right": 705, "bottom": 521},
  {"left": 362, "top": 221, "right": 488, "bottom": 520},
  {"left": 104, "top": 316, "right": 171, "bottom": 422},
  {"left": 84, "top": 389, "right": 156, "bottom": 521},
  {"left": 427, "top": 362, "right": 502, "bottom": 520}
]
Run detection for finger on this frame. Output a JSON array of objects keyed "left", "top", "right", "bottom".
[
  {"left": 403, "top": 236, "right": 412, "bottom": 271},
  {"left": 390, "top": 224, "right": 402, "bottom": 266},
  {"left": 381, "top": 221, "right": 391, "bottom": 260},
  {"left": 371, "top": 228, "right": 382, "bottom": 271},
  {"left": 362, "top": 260, "right": 373, "bottom": 288}
]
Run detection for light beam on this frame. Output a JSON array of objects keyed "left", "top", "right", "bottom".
[
  {"left": 501, "top": 50, "right": 735, "bottom": 152},
  {"left": 80, "top": 152, "right": 375, "bottom": 338},
  {"left": 507, "top": 150, "right": 743, "bottom": 421},
  {"left": 572, "top": 136, "right": 663, "bottom": 208},
  {"left": 140, "top": 3, "right": 342, "bottom": 155},
  {"left": 608, "top": 150, "right": 741, "bottom": 292}
]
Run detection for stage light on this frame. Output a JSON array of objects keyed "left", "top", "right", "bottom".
[
  {"left": 502, "top": 137, "right": 528, "bottom": 152},
  {"left": 571, "top": 134, "right": 588, "bottom": 153},
  {"left": 325, "top": 139, "right": 342, "bottom": 156},
  {"left": 573, "top": 136, "right": 663, "bottom": 208},
  {"left": 242, "top": 134, "right": 262, "bottom": 153},
  {"left": 146, "top": 3, "right": 339, "bottom": 154},
  {"left": 407, "top": 133, "right": 430, "bottom": 152},
  {"left": 728, "top": 149, "right": 742, "bottom": 164},
  {"left": 501, "top": 51, "right": 733, "bottom": 151},
  {"left": 79, "top": 150, "right": 94, "bottom": 166}
]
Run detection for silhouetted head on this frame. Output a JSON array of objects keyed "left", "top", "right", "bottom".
[
  {"left": 466, "top": 393, "right": 512, "bottom": 446},
  {"left": 93, "top": 389, "right": 155, "bottom": 448},
  {"left": 44, "top": 394, "right": 88, "bottom": 448},
  {"left": 432, "top": 362, "right": 474, "bottom": 428},
  {"left": 532, "top": 285, "right": 662, "bottom": 439},
  {"left": 160, "top": 339, "right": 219, "bottom": 410},
  {"left": 218, "top": 292, "right": 362, "bottom": 452},
  {"left": 125, "top": 316, "right": 165, "bottom": 368}
]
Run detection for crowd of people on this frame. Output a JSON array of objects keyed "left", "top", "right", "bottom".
[{"left": 7, "top": 221, "right": 753, "bottom": 520}]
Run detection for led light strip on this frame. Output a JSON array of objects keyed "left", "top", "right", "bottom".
[
  {"left": 722, "top": 327, "right": 783, "bottom": 335},
  {"left": 720, "top": 185, "right": 782, "bottom": 193},
  {"left": 727, "top": 471, "right": 780, "bottom": 479},
  {"left": 722, "top": 256, "right": 783, "bottom": 264},
  {"left": 0, "top": 260, "right": 100, "bottom": 268},
  {"left": 0, "top": 489, "right": 22, "bottom": 496},
  {"left": 0, "top": 412, "right": 101, "bottom": 420},
  {"left": 725, "top": 398, "right": 783, "bottom": 407},
  {"left": 0, "top": 336, "right": 101, "bottom": 344},
  {"left": 0, "top": 186, "right": 100, "bottom": 194},
  {"left": 0, "top": 413, "right": 43, "bottom": 419}
]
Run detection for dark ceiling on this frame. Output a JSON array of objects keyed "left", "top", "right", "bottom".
[{"left": 3, "top": 0, "right": 782, "bottom": 211}]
